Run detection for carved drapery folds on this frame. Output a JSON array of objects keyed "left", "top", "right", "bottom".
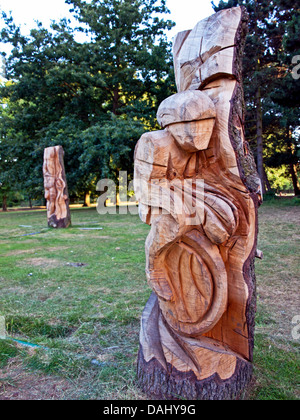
[
  {"left": 134, "top": 7, "right": 261, "bottom": 400},
  {"left": 43, "top": 146, "right": 71, "bottom": 228}
]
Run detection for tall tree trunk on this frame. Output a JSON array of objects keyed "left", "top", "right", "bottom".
[
  {"left": 263, "top": 167, "right": 272, "bottom": 192},
  {"left": 286, "top": 125, "right": 300, "bottom": 196},
  {"left": 112, "top": 57, "right": 121, "bottom": 115},
  {"left": 2, "top": 195, "right": 7, "bottom": 212},
  {"left": 290, "top": 164, "right": 300, "bottom": 196},
  {"left": 256, "top": 87, "right": 265, "bottom": 194},
  {"left": 112, "top": 87, "right": 119, "bottom": 116},
  {"left": 253, "top": 0, "right": 266, "bottom": 196}
]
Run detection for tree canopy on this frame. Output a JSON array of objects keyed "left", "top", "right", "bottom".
[
  {"left": 0, "top": 0, "right": 299, "bottom": 211},
  {"left": 0, "top": 0, "right": 176, "bottom": 208},
  {"left": 212, "top": 0, "right": 300, "bottom": 195}
]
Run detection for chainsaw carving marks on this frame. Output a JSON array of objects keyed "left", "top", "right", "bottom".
[{"left": 43, "top": 146, "right": 71, "bottom": 228}]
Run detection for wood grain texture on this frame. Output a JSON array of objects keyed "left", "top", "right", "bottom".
[
  {"left": 173, "top": 7, "right": 244, "bottom": 92},
  {"left": 134, "top": 6, "right": 261, "bottom": 400},
  {"left": 43, "top": 146, "right": 71, "bottom": 228}
]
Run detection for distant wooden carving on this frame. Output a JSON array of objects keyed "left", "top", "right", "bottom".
[
  {"left": 134, "top": 7, "right": 262, "bottom": 400},
  {"left": 43, "top": 146, "right": 71, "bottom": 228}
]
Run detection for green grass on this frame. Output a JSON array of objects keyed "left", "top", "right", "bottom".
[
  {"left": 0, "top": 207, "right": 151, "bottom": 399},
  {"left": 251, "top": 334, "right": 299, "bottom": 400},
  {"left": 0, "top": 200, "right": 299, "bottom": 400},
  {"left": 0, "top": 340, "right": 21, "bottom": 368},
  {"left": 250, "top": 199, "right": 300, "bottom": 400}
]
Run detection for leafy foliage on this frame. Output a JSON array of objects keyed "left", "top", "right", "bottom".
[{"left": 212, "top": 0, "right": 300, "bottom": 195}]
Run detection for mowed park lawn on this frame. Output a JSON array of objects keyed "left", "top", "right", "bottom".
[{"left": 0, "top": 198, "right": 299, "bottom": 400}]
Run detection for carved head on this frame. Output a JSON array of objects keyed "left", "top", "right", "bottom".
[{"left": 157, "top": 90, "right": 216, "bottom": 152}]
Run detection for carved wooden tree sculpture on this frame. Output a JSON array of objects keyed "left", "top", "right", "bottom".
[
  {"left": 134, "top": 7, "right": 262, "bottom": 400},
  {"left": 43, "top": 146, "right": 71, "bottom": 228}
]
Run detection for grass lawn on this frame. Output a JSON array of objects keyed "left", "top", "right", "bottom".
[{"left": 0, "top": 198, "right": 299, "bottom": 400}]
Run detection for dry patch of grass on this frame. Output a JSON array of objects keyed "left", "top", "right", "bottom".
[
  {"left": 248, "top": 202, "right": 300, "bottom": 400},
  {"left": 0, "top": 358, "right": 74, "bottom": 400},
  {"left": 256, "top": 204, "right": 300, "bottom": 347},
  {"left": 4, "top": 249, "right": 37, "bottom": 257},
  {"left": 18, "top": 258, "right": 63, "bottom": 269}
]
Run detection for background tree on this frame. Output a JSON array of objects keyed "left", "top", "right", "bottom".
[
  {"left": 0, "top": 0, "right": 175, "bottom": 207},
  {"left": 268, "top": 1, "right": 300, "bottom": 196},
  {"left": 212, "top": 0, "right": 300, "bottom": 196}
]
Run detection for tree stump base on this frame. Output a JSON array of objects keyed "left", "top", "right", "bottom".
[
  {"left": 137, "top": 293, "right": 253, "bottom": 400},
  {"left": 137, "top": 349, "right": 253, "bottom": 401}
]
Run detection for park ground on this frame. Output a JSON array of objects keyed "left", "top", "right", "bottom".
[{"left": 0, "top": 198, "right": 299, "bottom": 400}]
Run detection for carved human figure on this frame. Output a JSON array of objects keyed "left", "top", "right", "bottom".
[
  {"left": 43, "top": 147, "right": 55, "bottom": 216},
  {"left": 134, "top": 7, "right": 261, "bottom": 400},
  {"left": 43, "top": 146, "right": 71, "bottom": 228}
]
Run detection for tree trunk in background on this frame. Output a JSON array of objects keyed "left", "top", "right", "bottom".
[
  {"left": 287, "top": 126, "right": 300, "bottom": 197},
  {"left": 112, "top": 87, "right": 119, "bottom": 116},
  {"left": 290, "top": 164, "right": 300, "bottom": 196},
  {"left": 2, "top": 195, "right": 7, "bottom": 212},
  {"left": 256, "top": 87, "right": 265, "bottom": 194},
  {"left": 263, "top": 168, "right": 272, "bottom": 192}
]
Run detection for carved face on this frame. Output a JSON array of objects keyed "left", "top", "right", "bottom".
[
  {"left": 44, "top": 174, "right": 55, "bottom": 189},
  {"left": 167, "top": 118, "right": 215, "bottom": 152},
  {"left": 44, "top": 150, "right": 56, "bottom": 175}
]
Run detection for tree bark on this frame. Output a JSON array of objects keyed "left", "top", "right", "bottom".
[
  {"left": 263, "top": 168, "right": 272, "bottom": 192},
  {"left": 2, "top": 195, "right": 7, "bottom": 212},
  {"left": 290, "top": 163, "right": 300, "bottom": 196},
  {"left": 287, "top": 126, "right": 300, "bottom": 196},
  {"left": 137, "top": 294, "right": 254, "bottom": 400},
  {"left": 256, "top": 87, "right": 265, "bottom": 194},
  {"left": 112, "top": 86, "right": 120, "bottom": 116}
]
